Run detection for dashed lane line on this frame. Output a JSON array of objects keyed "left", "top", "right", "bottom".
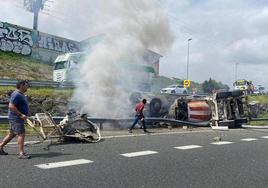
[
  {"left": 240, "top": 138, "right": 258, "bottom": 141},
  {"left": 120, "top": 150, "right": 158, "bottom": 158},
  {"left": 174, "top": 145, "right": 203, "bottom": 150},
  {"left": 35, "top": 159, "right": 93, "bottom": 169},
  {"left": 211, "top": 141, "right": 233, "bottom": 145},
  {"left": 261, "top": 136, "right": 268, "bottom": 139}
]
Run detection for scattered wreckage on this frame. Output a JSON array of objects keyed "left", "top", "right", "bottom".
[{"left": 27, "top": 110, "right": 101, "bottom": 144}]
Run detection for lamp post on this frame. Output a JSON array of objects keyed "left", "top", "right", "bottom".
[{"left": 186, "top": 38, "right": 192, "bottom": 80}]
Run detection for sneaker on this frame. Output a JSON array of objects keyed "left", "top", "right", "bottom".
[
  {"left": 18, "top": 153, "right": 31, "bottom": 159},
  {"left": 0, "top": 148, "right": 8, "bottom": 155},
  {"left": 128, "top": 129, "right": 132, "bottom": 133}
]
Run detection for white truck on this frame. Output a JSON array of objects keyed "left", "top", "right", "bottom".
[
  {"left": 53, "top": 52, "right": 156, "bottom": 92},
  {"left": 53, "top": 52, "right": 86, "bottom": 82}
]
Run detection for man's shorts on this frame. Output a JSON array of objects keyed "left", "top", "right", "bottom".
[{"left": 9, "top": 119, "right": 25, "bottom": 134}]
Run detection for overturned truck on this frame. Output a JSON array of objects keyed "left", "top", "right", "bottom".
[{"left": 135, "top": 90, "right": 249, "bottom": 128}]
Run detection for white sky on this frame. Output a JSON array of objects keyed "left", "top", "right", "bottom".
[{"left": 1, "top": 0, "right": 268, "bottom": 90}]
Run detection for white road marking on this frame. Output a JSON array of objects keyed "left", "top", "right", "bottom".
[
  {"left": 35, "top": 159, "right": 93, "bottom": 169},
  {"left": 121, "top": 150, "right": 158, "bottom": 157},
  {"left": 241, "top": 138, "right": 258, "bottom": 141},
  {"left": 102, "top": 129, "right": 215, "bottom": 139},
  {"left": 211, "top": 141, "right": 233, "bottom": 145},
  {"left": 261, "top": 136, "right": 268, "bottom": 139},
  {"left": 174, "top": 145, "right": 202, "bottom": 150},
  {"left": 8, "top": 141, "right": 41, "bottom": 145}
]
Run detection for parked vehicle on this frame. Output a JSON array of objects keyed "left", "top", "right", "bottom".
[
  {"left": 254, "top": 85, "right": 265, "bottom": 95},
  {"left": 160, "top": 84, "right": 187, "bottom": 94},
  {"left": 233, "top": 79, "right": 254, "bottom": 95}
]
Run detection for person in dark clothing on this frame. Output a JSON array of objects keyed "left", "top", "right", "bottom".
[
  {"left": 128, "top": 99, "right": 149, "bottom": 133},
  {"left": 0, "top": 80, "right": 31, "bottom": 159}
]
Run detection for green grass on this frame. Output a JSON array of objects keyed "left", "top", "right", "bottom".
[
  {"left": 248, "top": 95, "right": 268, "bottom": 104},
  {"left": 0, "top": 86, "right": 73, "bottom": 100},
  {"left": 247, "top": 95, "right": 268, "bottom": 125},
  {"left": 0, "top": 124, "right": 40, "bottom": 136},
  {"left": 0, "top": 51, "right": 53, "bottom": 80}
]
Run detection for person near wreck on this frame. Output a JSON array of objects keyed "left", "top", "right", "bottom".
[
  {"left": 0, "top": 80, "right": 31, "bottom": 159},
  {"left": 128, "top": 98, "right": 149, "bottom": 133}
]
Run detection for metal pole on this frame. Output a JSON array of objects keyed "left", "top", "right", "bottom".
[
  {"left": 186, "top": 38, "right": 192, "bottom": 80},
  {"left": 33, "top": 11, "right": 39, "bottom": 30}
]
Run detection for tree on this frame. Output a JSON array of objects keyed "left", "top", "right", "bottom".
[{"left": 201, "top": 78, "right": 229, "bottom": 94}]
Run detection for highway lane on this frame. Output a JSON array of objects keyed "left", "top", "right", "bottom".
[{"left": 1, "top": 128, "right": 268, "bottom": 188}]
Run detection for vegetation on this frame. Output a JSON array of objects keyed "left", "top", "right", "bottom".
[
  {"left": 201, "top": 78, "right": 230, "bottom": 94},
  {"left": 0, "top": 86, "right": 73, "bottom": 100},
  {"left": 0, "top": 124, "right": 38, "bottom": 136},
  {"left": 248, "top": 95, "right": 268, "bottom": 104},
  {"left": 0, "top": 52, "right": 53, "bottom": 81}
]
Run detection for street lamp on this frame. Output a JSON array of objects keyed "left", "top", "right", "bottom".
[
  {"left": 235, "top": 62, "right": 238, "bottom": 81},
  {"left": 186, "top": 38, "right": 192, "bottom": 80}
]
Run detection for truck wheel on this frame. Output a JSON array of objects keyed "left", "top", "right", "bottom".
[
  {"left": 235, "top": 118, "right": 248, "bottom": 127},
  {"left": 149, "top": 98, "right": 162, "bottom": 117},
  {"left": 216, "top": 91, "right": 231, "bottom": 99},
  {"left": 218, "top": 120, "right": 235, "bottom": 128}
]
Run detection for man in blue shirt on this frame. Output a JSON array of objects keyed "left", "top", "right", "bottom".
[{"left": 0, "top": 80, "right": 31, "bottom": 159}]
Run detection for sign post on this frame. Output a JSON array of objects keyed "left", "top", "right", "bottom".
[{"left": 184, "top": 79, "right": 191, "bottom": 88}]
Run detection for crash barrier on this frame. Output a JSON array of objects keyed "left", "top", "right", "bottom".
[
  {"left": 0, "top": 79, "right": 74, "bottom": 88},
  {"left": 250, "top": 118, "right": 268, "bottom": 121},
  {"left": 0, "top": 116, "right": 210, "bottom": 129}
]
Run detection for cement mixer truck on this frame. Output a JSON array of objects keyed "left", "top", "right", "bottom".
[{"left": 132, "top": 90, "right": 249, "bottom": 128}]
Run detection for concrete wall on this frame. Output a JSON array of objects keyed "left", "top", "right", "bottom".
[
  {"left": 0, "top": 21, "right": 81, "bottom": 64},
  {"left": 0, "top": 21, "right": 162, "bottom": 76}
]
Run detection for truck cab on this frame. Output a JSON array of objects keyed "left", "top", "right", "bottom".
[{"left": 53, "top": 52, "right": 86, "bottom": 82}]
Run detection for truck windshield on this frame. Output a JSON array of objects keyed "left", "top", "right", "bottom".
[
  {"left": 234, "top": 80, "right": 247, "bottom": 86},
  {"left": 54, "top": 61, "right": 67, "bottom": 70}
]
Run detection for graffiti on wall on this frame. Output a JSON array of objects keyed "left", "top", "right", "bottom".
[
  {"left": 0, "top": 22, "right": 34, "bottom": 55},
  {"left": 38, "top": 34, "right": 79, "bottom": 53}
]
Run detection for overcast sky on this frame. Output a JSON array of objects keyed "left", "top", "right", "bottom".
[{"left": 1, "top": 0, "right": 268, "bottom": 90}]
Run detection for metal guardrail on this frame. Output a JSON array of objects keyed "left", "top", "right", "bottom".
[
  {"left": 0, "top": 79, "right": 74, "bottom": 88},
  {"left": 0, "top": 116, "right": 209, "bottom": 128},
  {"left": 250, "top": 118, "right": 268, "bottom": 121}
]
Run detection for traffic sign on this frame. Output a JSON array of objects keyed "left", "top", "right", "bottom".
[{"left": 184, "top": 79, "right": 191, "bottom": 88}]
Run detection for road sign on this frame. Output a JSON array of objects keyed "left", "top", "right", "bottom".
[{"left": 184, "top": 79, "right": 191, "bottom": 88}]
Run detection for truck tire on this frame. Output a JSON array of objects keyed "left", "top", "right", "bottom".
[
  {"left": 232, "top": 90, "right": 244, "bottom": 97},
  {"left": 235, "top": 118, "right": 248, "bottom": 127},
  {"left": 218, "top": 120, "right": 235, "bottom": 128},
  {"left": 216, "top": 91, "right": 231, "bottom": 99},
  {"left": 149, "top": 98, "right": 162, "bottom": 117}
]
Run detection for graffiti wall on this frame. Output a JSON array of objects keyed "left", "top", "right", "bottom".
[
  {"left": 0, "top": 21, "right": 81, "bottom": 63},
  {"left": 0, "top": 22, "right": 34, "bottom": 55},
  {"left": 38, "top": 32, "right": 79, "bottom": 53}
]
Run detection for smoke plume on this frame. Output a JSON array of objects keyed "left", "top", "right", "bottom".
[{"left": 71, "top": 0, "right": 174, "bottom": 117}]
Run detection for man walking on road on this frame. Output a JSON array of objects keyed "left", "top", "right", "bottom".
[
  {"left": 0, "top": 80, "right": 31, "bottom": 159},
  {"left": 128, "top": 99, "right": 149, "bottom": 133}
]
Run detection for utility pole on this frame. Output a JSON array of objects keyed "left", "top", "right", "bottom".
[
  {"left": 23, "top": 0, "right": 49, "bottom": 30},
  {"left": 186, "top": 38, "right": 192, "bottom": 80}
]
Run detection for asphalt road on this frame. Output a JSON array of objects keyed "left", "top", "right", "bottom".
[{"left": 1, "top": 128, "right": 268, "bottom": 188}]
